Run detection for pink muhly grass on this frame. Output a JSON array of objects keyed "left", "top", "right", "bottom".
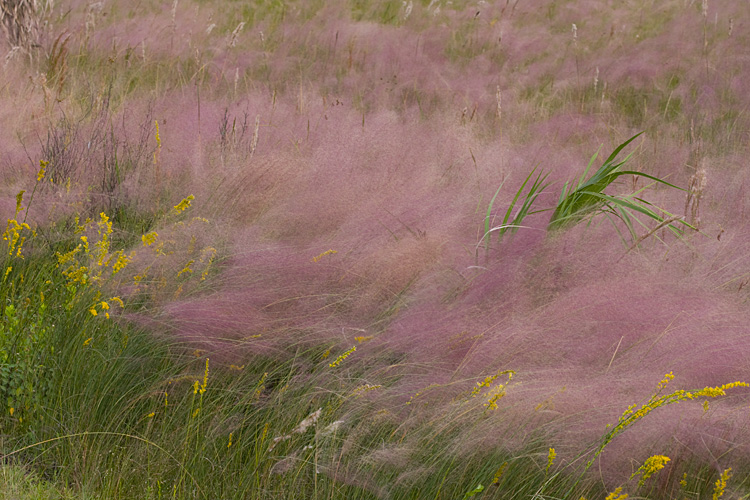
[{"left": 3, "top": 1, "right": 750, "bottom": 490}]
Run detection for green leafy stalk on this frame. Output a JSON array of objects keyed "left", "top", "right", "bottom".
[{"left": 548, "top": 132, "right": 689, "bottom": 238}]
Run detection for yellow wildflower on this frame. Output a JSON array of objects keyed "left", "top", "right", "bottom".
[
  {"left": 199, "top": 247, "right": 216, "bottom": 281},
  {"left": 83, "top": 337, "right": 92, "bottom": 346},
  {"left": 110, "top": 251, "right": 133, "bottom": 274},
  {"left": 484, "top": 383, "right": 506, "bottom": 410},
  {"left": 311, "top": 249, "right": 337, "bottom": 262},
  {"left": 254, "top": 372, "right": 267, "bottom": 399},
  {"left": 656, "top": 371, "right": 674, "bottom": 392},
  {"left": 89, "top": 308, "right": 97, "bottom": 316},
  {"left": 351, "top": 384, "right": 381, "bottom": 398},
  {"left": 546, "top": 448, "right": 556, "bottom": 474},
  {"left": 471, "top": 369, "right": 514, "bottom": 397},
  {"left": 37, "top": 160, "right": 48, "bottom": 181},
  {"left": 329, "top": 346, "right": 356, "bottom": 368},
  {"left": 492, "top": 462, "right": 508, "bottom": 484},
  {"left": 173, "top": 195, "right": 195, "bottom": 214},
  {"left": 177, "top": 260, "right": 194, "bottom": 277},
  {"left": 3, "top": 219, "right": 31, "bottom": 258},
  {"left": 227, "top": 433, "right": 233, "bottom": 448},
  {"left": 146, "top": 412, "right": 155, "bottom": 418},
  {"left": 630, "top": 455, "right": 670, "bottom": 487},
  {"left": 579, "top": 375, "right": 748, "bottom": 488},
  {"left": 14, "top": 190, "right": 24, "bottom": 216},
  {"left": 713, "top": 468, "right": 732, "bottom": 500},
  {"left": 199, "top": 358, "right": 209, "bottom": 394},
  {"left": 604, "top": 487, "right": 628, "bottom": 500},
  {"left": 142, "top": 232, "right": 158, "bottom": 246}
]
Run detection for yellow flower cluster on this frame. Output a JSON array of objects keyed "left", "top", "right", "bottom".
[
  {"left": 153, "top": 120, "right": 161, "bottom": 166},
  {"left": 630, "top": 455, "right": 670, "bottom": 487},
  {"left": 199, "top": 247, "right": 216, "bottom": 281},
  {"left": 253, "top": 372, "right": 268, "bottom": 400},
  {"left": 142, "top": 231, "right": 158, "bottom": 246},
  {"left": 57, "top": 244, "right": 89, "bottom": 284},
  {"left": 471, "top": 369, "right": 514, "bottom": 397},
  {"left": 577, "top": 373, "right": 748, "bottom": 489},
  {"left": 199, "top": 358, "right": 209, "bottom": 395},
  {"left": 604, "top": 487, "right": 628, "bottom": 500},
  {"left": 88, "top": 300, "right": 114, "bottom": 319},
  {"left": 491, "top": 462, "right": 508, "bottom": 484},
  {"left": 3, "top": 218, "right": 32, "bottom": 258},
  {"left": 109, "top": 250, "right": 134, "bottom": 275},
  {"left": 95, "top": 212, "right": 112, "bottom": 266},
  {"left": 468, "top": 369, "right": 514, "bottom": 411},
  {"left": 177, "top": 259, "right": 194, "bottom": 277},
  {"left": 328, "top": 345, "right": 356, "bottom": 368},
  {"left": 713, "top": 468, "right": 732, "bottom": 500},
  {"left": 546, "top": 448, "right": 557, "bottom": 474},
  {"left": 55, "top": 211, "right": 139, "bottom": 288},
  {"left": 484, "top": 384, "right": 507, "bottom": 410},
  {"left": 350, "top": 384, "right": 381, "bottom": 398},
  {"left": 311, "top": 249, "right": 337, "bottom": 262},
  {"left": 173, "top": 195, "right": 195, "bottom": 214},
  {"left": 694, "top": 382, "right": 749, "bottom": 398},
  {"left": 2, "top": 191, "right": 34, "bottom": 260},
  {"left": 37, "top": 160, "right": 48, "bottom": 181},
  {"left": 656, "top": 371, "right": 674, "bottom": 392},
  {"left": 14, "top": 190, "right": 24, "bottom": 215}
]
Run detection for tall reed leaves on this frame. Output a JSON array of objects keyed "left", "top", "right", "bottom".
[
  {"left": 483, "top": 133, "right": 690, "bottom": 256},
  {"left": 482, "top": 167, "right": 550, "bottom": 256},
  {"left": 548, "top": 132, "right": 690, "bottom": 238}
]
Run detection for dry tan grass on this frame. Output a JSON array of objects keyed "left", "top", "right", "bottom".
[{"left": 0, "top": 0, "right": 50, "bottom": 50}]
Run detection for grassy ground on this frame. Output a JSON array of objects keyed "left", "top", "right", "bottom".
[{"left": 1, "top": 0, "right": 750, "bottom": 498}]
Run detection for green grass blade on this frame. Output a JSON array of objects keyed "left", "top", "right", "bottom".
[
  {"left": 484, "top": 178, "right": 506, "bottom": 253},
  {"left": 601, "top": 131, "right": 644, "bottom": 166}
]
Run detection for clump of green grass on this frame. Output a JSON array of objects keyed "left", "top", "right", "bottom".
[
  {"left": 548, "top": 132, "right": 691, "bottom": 242},
  {"left": 1, "top": 162, "right": 747, "bottom": 500},
  {"left": 482, "top": 132, "right": 691, "bottom": 257},
  {"left": 480, "top": 166, "right": 550, "bottom": 260}
]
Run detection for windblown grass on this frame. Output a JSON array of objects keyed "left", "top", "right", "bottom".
[{"left": 1, "top": 0, "right": 750, "bottom": 498}]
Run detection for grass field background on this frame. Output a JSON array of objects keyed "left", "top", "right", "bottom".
[{"left": 1, "top": 0, "right": 750, "bottom": 498}]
